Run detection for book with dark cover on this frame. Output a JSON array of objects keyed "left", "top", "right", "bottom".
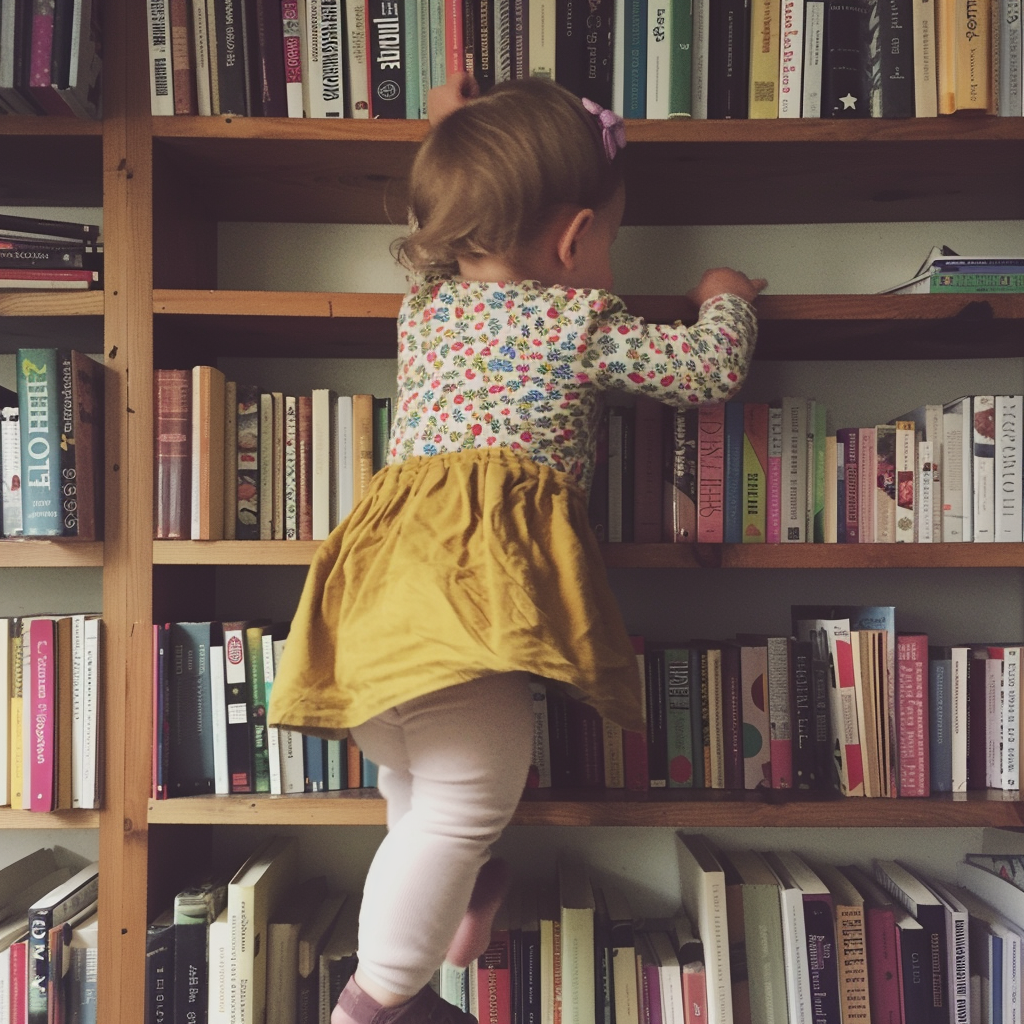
[
  {"left": 555, "top": 0, "right": 586, "bottom": 95},
  {"left": 664, "top": 647, "right": 697, "bottom": 788},
  {"left": 145, "top": 909, "right": 175, "bottom": 1024},
  {"left": 250, "top": 0, "right": 288, "bottom": 114},
  {"left": 463, "top": 0, "right": 479, "bottom": 78},
  {"left": 473, "top": 0, "right": 495, "bottom": 90},
  {"left": 367, "top": 0, "right": 406, "bottom": 117},
  {"left": 50, "top": 0, "right": 73, "bottom": 91},
  {"left": 707, "top": 0, "right": 750, "bottom": 117},
  {"left": 167, "top": 622, "right": 217, "bottom": 796},
  {"left": 645, "top": 646, "right": 668, "bottom": 788},
  {"left": 211, "top": 0, "right": 250, "bottom": 113},
  {"left": 545, "top": 688, "right": 575, "bottom": 788},
  {"left": 876, "top": 0, "right": 915, "bottom": 115},
  {"left": 235, "top": 383, "right": 260, "bottom": 539},
  {"left": 823, "top": 0, "right": 872, "bottom": 116},
  {"left": 0, "top": 214, "right": 100, "bottom": 242},
  {"left": 57, "top": 351, "right": 76, "bottom": 536},
  {"left": 0, "top": 236, "right": 103, "bottom": 270},
  {"left": 566, "top": 696, "right": 605, "bottom": 788},
  {"left": 966, "top": 647, "right": 988, "bottom": 790},
  {"left": 304, "top": 735, "right": 326, "bottom": 791},
  {"left": 723, "top": 401, "right": 744, "bottom": 543},
  {"left": 582, "top": 0, "right": 613, "bottom": 106},
  {"left": 719, "top": 642, "right": 744, "bottom": 789},
  {"left": 791, "top": 638, "right": 818, "bottom": 789},
  {"left": 222, "top": 620, "right": 256, "bottom": 793},
  {"left": 154, "top": 369, "right": 192, "bottom": 540},
  {"left": 17, "top": 349, "right": 62, "bottom": 537},
  {"left": 173, "top": 879, "right": 227, "bottom": 1024}
]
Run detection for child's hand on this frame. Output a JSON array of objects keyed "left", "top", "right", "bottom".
[
  {"left": 427, "top": 72, "right": 481, "bottom": 126},
  {"left": 688, "top": 268, "right": 767, "bottom": 306}
]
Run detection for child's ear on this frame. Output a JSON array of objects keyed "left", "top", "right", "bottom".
[{"left": 556, "top": 209, "right": 595, "bottom": 270}]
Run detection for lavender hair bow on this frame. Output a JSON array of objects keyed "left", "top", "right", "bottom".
[{"left": 582, "top": 97, "right": 627, "bottom": 161}]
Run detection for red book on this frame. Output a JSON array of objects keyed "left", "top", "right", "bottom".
[
  {"left": 895, "top": 633, "right": 930, "bottom": 797},
  {"left": 681, "top": 961, "right": 707, "bottom": 1024},
  {"left": 446, "top": 0, "right": 465, "bottom": 75},
  {"left": 623, "top": 636, "right": 650, "bottom": 792},
  {"left": 297, "top": 394, "right": 313, "bottom": 540},
  {"left": 835, "top": 427, "right": 860, "bottom": 543},
  {"left": 632, "top": 396, "right": 664, "bottom": 543},
  {"left": 28, "top": 0, "right": 74, "bottom": 115},
  {"left": 169, "top": 0, "right": 197, "bottom": 113},
  {"left": 697, "top": 404, "right": 725, "bottom": 543},
  {"left": 10, "top": 936, "right": 28, "bottom": 1024},
  {"left": 477, "top": 921, "right": 512, "bottom": 1024},
  {"left": 0, "top": 268, "right": 98, "bottom": 288},
  {"left": 154, "top": 369, "right": 191, "bottom": 540},
  {"left": 26, "top": 617, "right": 56, "bottom": 812}
]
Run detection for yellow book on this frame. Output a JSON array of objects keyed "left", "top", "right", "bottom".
[
  {"left": 954, "top": 0, "right": 991, "bottom": 109},
  {"left": 748, "top": 0, "right": 781, "bottom": 116},
  {"left": 9, "top": 618, "right": 23, "bottom": 810},
  {"left": 191, "top": 365, "right": 227, "bottom": 540}
]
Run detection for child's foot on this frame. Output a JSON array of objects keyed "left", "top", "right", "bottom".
[
  {"left": 445, "top": 857, "right": 511, "bottom": 967},
  {"left": 332, "top": 976, "right": 478, "bottom": 1024}
]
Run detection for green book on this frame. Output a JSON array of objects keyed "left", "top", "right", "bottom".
[
  {"left": 668, "top": 0, "right": 694, "bottom": 117},
  {"left": 17, "top": 348, "right": 62, "bottom": 536},
  {"left": 245, "top": 624, "right": 272, "bottom": 794},
  {"left": 664, "top": 648, "right": 695, "bottom": 788},
  {"left": 930, "top": 272, "right": 1024, "bottom": 292}
]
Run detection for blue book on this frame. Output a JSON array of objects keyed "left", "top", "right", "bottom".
[
  {"left": 362, "top": 757, "right": 379, "bottom": 787},
  {"left": 723, "top": 401, "right": 744, "bottom": 543},
  {"left": 17, "top": 348, "right": 62, "bottom": 536},
  {"left": 928, "top": 647, "right": 953, "bottom": 793},
  {"left": 624, "top": 0, "right": 647, "bottom": 117},
  {"left": 304, "top": 736, "right": 326, "bottom": 792}
]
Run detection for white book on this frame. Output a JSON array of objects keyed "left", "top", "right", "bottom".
[
  {"left": 80, "top": 616, "right": 100, "bottom": 808},
  {"left": 928, "top": 879, "right": 972, "bottom": 1024},
  {"left": 259, "top": 393, "right": 274, "bottom": 540},
  {"left": 780, "top": 397, "right": 807, "bottom": 542},
  {"left": 943, "top": 395, "right": 973, "bottom": 540},
  {"left": 304, "top": 0, "right": 346, "bottom": 117},
  {"left": 71, "top": 614, "right": 85, "bottom": 808},
  {"left": 228, "top": 836, "right": 300, "bottom": 1024},
  {"left": 209, "top": 631, "right": 230, "bottom": 795},
  {"left": 647, "top": 0, "right": 671, "bottom": 118},
  {"left": 987, "top": 655, "right": 1003, "bottom": 789},
  {"left": 918, "top": 439, "right": 934, "bottom": 542},
  {"left": 311, "top": 388, "right": 336, "bottom": 540},
  {"left": 270, "top": 635, "right": 305, "bottom": 795},
  {"left": 336, "top": 395, "right": 354, "bottom": 523},
  {"left": 801, "top": 0, "right": 824, "bottom": 114},
  {"left": 778, "top": 0, "right": 804, "bottom": 114},
  {"left": 530, "top": 0, "right": 556, "bottom": 77},
  {"left": 951, "top": 645, "right": 969, "bottom": 793},
  {"left": 764, "top": 851, "right": 811, "bottom": 1024},
  {"left": 996, "top": 395, "right": 1023, "bottom": 541},
  {"left": 676, "top": 834, "right": 732, "bottom": 1024},
  {"left": 648, "top": 930, "right": 685, "bottom": 1024},
  {"left": 691, "top": 0, "right": 710, "bottom": 117},
  {"left": 207, "top": 906, "right": 230, "bottom": 1024},
  {"left": 1001, "top": 645, "right": 1020, "bottom": 790},
  {"left": 262, "top": 632, "right": 282, "bottom": 796},
  {"left": 190, "top": 0, "right": 213, "bottom": 115},
  {"left": 1, "top": 404, "right": 22, "bottom": 536},
  {"left": 912, "top": 0, "right": 939, "bottom": 115},
  {"left": 344, "top": 0, "right": 370, "bottom": 116},
  {"left": 558, "top": 856, "right": 596, "bottom": 1024},
  {"left": 146, "top": 0, "right": 175, "bottom": 114},
  {"left": 974, "top": 395, "right": 997, "bottom": 541}
]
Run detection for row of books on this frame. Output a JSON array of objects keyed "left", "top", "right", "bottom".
[
  {"left": 153, "top": 366, "right": 391, "bottom": 542},
  {"left": 0, "top": 0, "right": 102, "bottom": 118},
  {"left": 883, "top": 247, "right": 1024, "bottom": 294},
  {"left": 152, "top": 619, "right": 377, "bottom": 801},
  {"left": 0, "top": 614, "right": 103, "bottom": 812},
  {"left": 147, "top": 0, "right": 1009, "bottom": 121},
  {"left": 0, "top": 214, "right": 103, "bottom": 292},
  {"left": 0, "top": 848, "right": 99, "bottom": 1024},
  {"left": 0, "top": 348, "right": 105, "bottom": 542},
  {"left": 615, "top": 393, "right": 1020, "bottom": 546}
]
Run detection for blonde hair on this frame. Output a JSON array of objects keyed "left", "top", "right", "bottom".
[{"left": 396, "top": 78, "right": 624, "bottom": 275}]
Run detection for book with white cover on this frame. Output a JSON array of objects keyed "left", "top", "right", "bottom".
[
  {"left": 996, "top": 395, "right": 1023, "bottom": 541},
  {"left": 676, "top": 833, "right": 732, "bottom": 1024},
  {"left": 336, "top": 395, "right": 354, "bottom": 523},
  {"left": 764, "top": 851, "right": 811, "bottom": 1024},
  {"left": 558, "top": 855, "right": 596, "bottom": 1024},
  {"left": 942, "top": 396, "right": 973, "bottom": 541},
  {"left": 973, "top": 395, "right": 996, "bottom": 542},
  {"left": 927, "top": 879, "right": 971, "bottom": 1024}
]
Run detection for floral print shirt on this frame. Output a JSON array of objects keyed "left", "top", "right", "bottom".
[{"left": 389, "top": 275, "right": 759, "bottom": 492}]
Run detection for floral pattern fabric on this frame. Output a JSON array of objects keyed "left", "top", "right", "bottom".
[{"left": 389, "top": 275, "right": 759, "bottom": 492}]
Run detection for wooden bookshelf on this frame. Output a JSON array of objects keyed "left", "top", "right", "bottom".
[
  {"left": 0, "top": 809, "right": 101, "bottom": 828},
  {"left": 0, "top": 541, "right": 104, "bottom": 567},
  {"left": 0, "top": 292, "right": 104, "bottom": 318},
  {"left": 147, "top": 789, "right": 1024, "bottom": 828}
]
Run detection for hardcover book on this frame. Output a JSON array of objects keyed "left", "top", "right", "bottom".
[
  {"left": 154, "top": 369, "right": 191, "bottom": 540},
  {"left": 17, "top": 349, "right": 62, "bottom": 537},
  {"left": 697, "top": 403, "right": 726, "bottom": 543}
]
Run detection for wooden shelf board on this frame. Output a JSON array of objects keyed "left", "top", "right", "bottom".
[
  {"left": 152, "top": 290, "right": 1024, "bottom": 359},
  {"left": 0, "top": 808, "right": 100, "bottom": 828},
  {"left": 0, "top": 292, "right": 104, "bottom": 318},
  {"left": 147, "top": 790, "right": 1024, "bottom": 828},
  {"left": 152, "top": 538, "right": 1024, "bottom": 568},
  {"left": 0, "top": 540, "right": 103, "bottom": 567},
  {"left": 0, "top": 117, "right": 103, "bottom": 136}
]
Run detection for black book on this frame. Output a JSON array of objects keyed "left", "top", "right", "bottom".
[
  {"left": 173, "top": 880, "right": 227, "bottom": 1024},
  {"left": 0, "top": 214, "right": 100, "bottom": 243},
  {"left": 211, "top": 0, "right": 251, "bottom": 115},
  {"left": 555, "top": 0, "right": 586, "bottom": 95},
  {"left": 791, "top": 638, "right": 818, "bottom": 789},
  {"left": 645, "top": 645, "right": 668, "bottom": 788},
  {"left": 822, "top": 0, "right": 872, "bottom": 116},
  {"left": 167, "top": 622, "right": 217, "bottom": 796},
  {"left": 0, "top": 237, "right": 102, "bottom": 270},
  {"left": 50, "top": 0, "right": 74, "bottom": 90},
  {"left": 474, "top": 0, "right": 496, "bottom": 90},
  {"left": 707, "top": 0, "right": 751, "bottom": 117},
  {"left": 249, "top": 0, "right": 288, "bottom": 115},
  {"left": 463, "top": 0, "right": 478, "bottom": 79},
  {"left": 145, "top": 909, "right": 175, "bottom": 1024},
  {"left": 545, "top": 688, "right": 575, "bottom": 788},
  {"left": 511, "top": 0, "right": 527, "bottom": 79},
  {"left": 367, "top": 0, "right": 406, "bottom": 117},
  {"left": 222, "top": 620, "right": 256, "bottom": 793},
  {"left": 582, "top": 0, "right": 614, "bottom": 106},
  {"left": 876, "top": 0, "right": 915, "bottom": 116}
]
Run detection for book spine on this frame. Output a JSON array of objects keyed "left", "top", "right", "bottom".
[
  {"left": 1, "top": 405, "right": 23, "bottom": 537},
  {"left": 767, "top": 636, "right": 793, "bottom": 788},
  {"left": 780, "top": 397, "right": 806, "bottom": 542},
  {"left": 857, "top": 427, "right": 876, "bottom": 542},
  {"left": 527, "top": 680, "right": 552, "bottom": 788},
  {"left": 645, "top": 649, "right": 668, "bottom": 788},
  {"left": 173, "top": 922, "right": 208, "bottom": 1024},
  {"left": 973, "top": 395, "right": 996, "bottom": 541},
  {"left": 145, "top": 920, "right": 175, "bottom": 1024},
  {"left": 297, "top": 394, "right": 313, "bottom": 540},
  {"left": 511, "top": 0, "right": 528, "bottom": 78},
  {"left": 446, "top": 0, "right": 465, "bottom": 73},
  {"left": 664, "top": 648, "right": 695, "bottom": 788},
  {"left": 258, "top": 393, "right": 273, "bottom": 540},
  {"left": 351, "top": 394, "right": 375, "bottom": 504},
  {"left": 305, "top": 0, "right": 345, "bottom": 115},
  {"left": 739, "top": 644, "right": 770, "bottom": 789},
  {"left": 697, "top": 403, "right": 725, "bottom": 543},
  {"left": 917, "top": 438, "right": 934, "bottom": 542},
  {"left": 893, "top": 420, "right": 915, "bottom": 541},
  {"left": 281, "top": 0, "right": 304, "bottom": 116},
  {"left": 191, "top": 366, "right": 226, "bottom": 541},
  {"left": 896, "top": 633, "right": 930, "bottom": 797},
  {"left": 555, "top": 0, "right": 585, "bottom": 94},
  {"left": 249, "top": 0, "right": 287, "bottom": 116},
  {"left": 723, "top": 402, "right": 744, "bottom": 543},
  {"left": 25, "top": 618, "right": 55, "bottom": 812},
  {"left": 911, "top": 0, "right": 938, "bottom": 115},
  {"left": 284, "top": 396, "right": 298, "bottom": 539},
  {"left": 997, "top": 0, "right": 1023, "bottom": 113},
  {"left": 245, "top": 625, "right": 271, "bottom": 793},
  {"left": 742, "top": 402, "right": 768, "bottom": 542},
  {"left": 874, "top": 423, "right": 896, "bottom": 542},
  {"left": 235, "top": 384, "right": 260, "bottom": 540},
  {"left": 632, "top": 397, "right": 664, "bottom": 543},
  {"left": 878, "top": 0, "right": 916, "bottom": 114},
  {"left": 822, "top": 0, "right": 872, "bottom": 116},
  {"left": 791, "top": 639, "right": 816, "bottom": 788},
  {"left": 778, "top": 0, "right": 803, "bottom": 113},
  {"left": 18, "top": 350, "right": 62, "bottom": 538},
  {"left": 707, "top": 0, "right": 751, "bottom": 117},
  {"left": 669, "top": 0, "right": 694, "bottom": 115},
  {"left": 213, "top": 0, "right": 250, "bottom": 113},
  {"left": 995, "top": 395, "right": 1023, "bottom": 540},
  {"left": 624, "top": 0, "right": 647, "bottom": 114},
  {"left": 148, "top": 0, "right": 176, "bottom": 113},
  {"left": 209, "top": 631, "right": 229, "bottom": 794},
  {"left": 647, "top": 0, "right": 671, "bottom": 117},
  {"left": 747, "top": 0, "right": 780, "bottom": 115},
  {"left": 623, "top": 639, "right": 650, "bottom": 791},
  {"left": 367, "top": 0, "right": 407, "bottom": 116},
  {"left": 664, "top": 406, "right": 698, "bottom": 542},
  {"left": 928, "top": 651, "right": 953, "bottom": 793},
  {"left": 167, "top": 623, "right": 216, "bottom": 796},
  {"left": 954, "top": 0, "right": 991, "bottom": 107},
  {"left": 222, "top": 624, "right": 255, "bottom": 793},
  {"left": 766, "top": 401, "right": 782, "bottom": 542},
  {"left": 529, "top": 0, "right": 555, "bottom": 76}
]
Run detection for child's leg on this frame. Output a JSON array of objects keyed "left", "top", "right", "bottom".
[{"left": 343, "top": 672, "right": 534, "bottom": 1007}]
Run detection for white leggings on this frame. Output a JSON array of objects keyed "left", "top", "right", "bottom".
[{"left": 349, "top": 672, "right": 535, "bottom": 997}]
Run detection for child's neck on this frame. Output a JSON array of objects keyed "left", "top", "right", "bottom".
[{"left": 457, "top": 254, "right": 520, "bottom": 283}]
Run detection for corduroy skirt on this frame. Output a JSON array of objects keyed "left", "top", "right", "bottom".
[{"left": 267, "top": 448, "right": 645, "bottom": 738}]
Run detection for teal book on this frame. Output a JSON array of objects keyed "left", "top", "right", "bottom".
[
  {"left": 624, "top": 0, "right": 647, "bottom": 116},
  {"left": 17, "top": 348, "right": 62, "bottom": 536},
  {"left": 664, "top": 648, "right": 696, "bottom": 788}
]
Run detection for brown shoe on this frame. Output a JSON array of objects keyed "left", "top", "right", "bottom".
[{"left": 334, "top": 976, "right": 479, "bottom": 1024}]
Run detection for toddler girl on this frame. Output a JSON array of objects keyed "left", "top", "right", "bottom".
[{"left": 268, "top": 72, "right": 765, "bottom": 1024}]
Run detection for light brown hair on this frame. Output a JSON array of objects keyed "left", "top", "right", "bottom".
[{"left": 396, "top": 78, "right": 625, "bottom": 275}]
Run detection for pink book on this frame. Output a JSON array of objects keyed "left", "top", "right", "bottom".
[
  {"left": 896, "top": 633, "right": 930, "bottom": 797},
  {"left": 280, "top": 0, "right": 304, "bottom": 117},
  {"left": 863, "top": 902, "right": 904, "bottom": 1024},
  {"left": 10, "top": 937, "right": 28, "bottom": 1024},
  {"left": 26, "top": 617, "right": 56, "bottom": 812},
  {"left": 831, "top": 623, "right": 865, "bottom": 796},
  {"left": 445, "top": 0, "right": 465, "bottom": 76},
  {"left": 477, "top": 927, "right": 512, "bottom": 1024},
  {"left": 623, "top": 636, "right": 649, "bottom": 792},
  {"left": 697, "top": 404, "right": 725, "bottom": 543},
  {"left": 28, "top": 0, "right": 73, "bottom": 115},
  {"left": 681, "top": 961, "right": 707, "bottom": 1024},
  {"left": 766, "top": 402, "right": 782, "bottom": 543}
]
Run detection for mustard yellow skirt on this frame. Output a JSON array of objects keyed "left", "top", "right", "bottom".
[{"left": 267, "top": 448, "right": 645, "bottom": 739}]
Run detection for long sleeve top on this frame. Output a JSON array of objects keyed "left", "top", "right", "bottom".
[{"left": 388, "top": 275, "right": 759, "bottom": 492}]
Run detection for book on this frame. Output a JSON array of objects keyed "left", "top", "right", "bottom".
[
  {"left": 780, "top": 396, "right": 807, "bottom": 542},
  {"left": 558, "top": 855, "right": 595, "bottom": 1024},
  {"left": 779, "top": 0, "right": 804, "bottom": 114},
  {"left": 707, "top": 0, "right": 751, "bottom": 117},
  {"left": 748, "top": 0, "right": 780, "bottom": 115},
  {"left": 244, "top": 623, "right": 271, "bottom": 793},
  {"left": 810, "top": 862, "right": 869, "bottom": 1024},
  {"left": 221, "top": 620, "right": 257, "bottom": 793},
  {"left": 227, "top": 836, "right": 300, "bottom": 1024},
  {"left": 822, "top": 0, "right": 872, "bottom": 115},
  {"left": 62, "top": 352, "right": 104, "bottom": 540},
  {"left": 173, "top": 878, "right": 227, "bottom": 1024},
  {"left": 235, "top": 384, "right": 260, "bottom": 540},
  {"left": 1, "top": 387, "right": 22, "bottom": 537},
  {"left": 296, "top": 893, "right": 346, "bottom": 1024},
  {"left": 665, "top": 406, "right": 699, "bottom": 542},
  {"left": 17, "top": 349, "right": 63, "bottom": 537},
  {"left": 896, "top": 633, "right": 930, "bottom": 797},
  {"left": 973, "top": 395, "right": 996, "bottom": 542},
  {"left": 167, "top": 621, "right": 217, "bottom": 796},
  {"left": 265, "top": 875, "right": 329, "bottom": 1024},
  {"left": 318, "top": 895, "right": 360, "bottom": 1020},
  {"left": 697, "top": 403, "right": 726, "bottom": 543},
  {"left": 145, "top": 908, "right": 175, "bottom": 1024},
  {"left": 367, "top": 0, "right": 407, "bottom": 117},
  {"left": 190, "top": 365, "right": 226, "bottom": 540},
  {"left": 148, "top": 0, "right": 175, "bottom": 113},
  {"left": 302, "top": 0, "right": 345, "bottom": 117},
  {"left": 942, "top": 395, "right": 973, "bottom": 541},
  {"left": 764, "top": 850, "right": 812, "bottom": 1024},
  {"left": 154, "top": 369, "right": 192, "bottom": 540}
]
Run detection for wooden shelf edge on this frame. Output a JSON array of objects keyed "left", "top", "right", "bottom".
[
  {"left": 0, "top": 117, "right": 103, "bottom": 136},
  {"left": 0, "top": 291, "right": 104, "bottom": 317},
  {"left": 153, "top": 290, "right": 401, "bottom": 319},
  {"left": 153, "top": 540, "right": 321, "bottom": 565},
  {"left": 147, "top": 791, "right": 1024, "bottom": 828},
  {"left": 0, "top": 540, "right": 103, "bottom": 567},
  {"left": 0, "top": 808, "right": 100, "bottom": 828}
]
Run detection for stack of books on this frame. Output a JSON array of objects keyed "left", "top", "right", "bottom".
[
  {"left": 153, "top": 368, "right": 391, "bottom": 543},
  {"left": 882, "top": 246, "right": 1024, "bottom": 294},
  {"left": 1, "top": 613, "right": 103, "bottom": 812},
  {"left": 0, "top": 0, "right": 102, "bottom": 117},
  {"left": 1, "top": 348, "right": 105, "bottom": 541},
  {"left": 147, "top": 0, "right": 1005, "bottom": 120},
  {"left": 0, "top": 215, "right": 103, "bottom": 292}
]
